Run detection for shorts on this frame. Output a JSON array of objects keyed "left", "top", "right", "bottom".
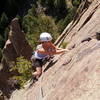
[{"left": 32, "top": 59, "right": 44, "bottom": 68}]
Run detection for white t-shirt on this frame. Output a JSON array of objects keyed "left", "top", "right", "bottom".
[{"left": 34, "top": 44, "right": 48, "bottom": 59}]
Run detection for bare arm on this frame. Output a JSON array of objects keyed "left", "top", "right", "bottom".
[
  {"left": 37, "top": 48, "right": 69, "bottom": 55},
  {"left": 50, "top": 43, "right": 69, "bottom": 52}
]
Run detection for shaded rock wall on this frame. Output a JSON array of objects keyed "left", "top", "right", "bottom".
[{"left": 0, "top": 18, "right": 33, "bottom": 99}]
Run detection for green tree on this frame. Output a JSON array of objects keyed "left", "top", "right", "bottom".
[
  {"left": 57, "top": 6, "right": 77, "bottom": 33},
  {"left": 0, "top": 13, "right": 9, "bottom": 49},
  {"left": 0, "top": 35, "right": 5, "bottom": 49},
  {"left": 23, "top": 12, "right": 59, "bottom": 49},
  {"left": 39, "top": 0, "right": 68, "bottom": 21},
  {"left": 0, "top": 13, "right": 8, "bottom": 37},
  {"left": 72, "top": 0, "right": 81, "bottom": 7},
  {"left": 0, "top": 44, "right": 3, "bottom": 62},
  {"left": 10, "top": 56, "right": 33, "bottom": 87},
  {"left": 5, "top": 0, "right": 25, "bottom": 17}
]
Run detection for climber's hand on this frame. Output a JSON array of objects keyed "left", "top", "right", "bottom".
[{"left": 63, "top": 49, "right": 69, "bottom": 52}]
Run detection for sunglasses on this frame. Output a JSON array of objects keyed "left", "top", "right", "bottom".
[{"left": 41, "top": 41, "right": 46, "bottom": 44}]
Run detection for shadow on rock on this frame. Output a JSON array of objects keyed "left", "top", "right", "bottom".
[{"left": 43, "top": 60, "right": 58, "bottom": 72}]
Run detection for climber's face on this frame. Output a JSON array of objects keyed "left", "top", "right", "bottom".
[
  {"left": 41, "top": 41, "right": 51, "bottom": 44},
  {"left": 41, "top": 41, "right": 52, "bottom": 48}
]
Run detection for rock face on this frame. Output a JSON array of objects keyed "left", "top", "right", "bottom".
[
  {"left": 0, "top": 18, "right": 33, "bottom": 99},
  {"left": 10, "top": 0, "right": 100, "bottom": 100}
]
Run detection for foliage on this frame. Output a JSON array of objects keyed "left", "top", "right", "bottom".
[
  {"left": 0, "top": 0, "right": 81, "bottom": 50},
  {"left": 39, "top": 0, "right": 67, "bottom": 21},
  {"left": 39, "top": 0, "right": 80, "bottom": 33},
  {"left": 72, "top": 0, "right": 81, "bottom": 7},
  {"left": 0, "top": 13, "right": 9, "bottom": 51},
  {"left": 57, "top": 7, "right": 77, "bottom": 33},
  {"left": 10, "top": 56, "right": 33, "bottom": 87},
  {"left": 23, "top": 12, "right": 59, "bottom": 49},
  {"left": 5, "top": 0, "right": 25, "bottom": 18},
  {"left": 0, "top": 13, "right": 8, "bottom": 37},
  {"left": 0, "top": 35, "right": 5, "bottom": 49},
  {"left": 0, "top": 0, "right": 27, "bottom": 50},
  {"left": 0, "top": 48, "right": 2, "bottom": 62},
  {"left": 60, "top": 41, "right": 68, "bottom": 49}
]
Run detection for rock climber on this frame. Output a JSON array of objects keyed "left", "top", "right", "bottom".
[{"left": 31, "top": 32, "right": 69, "bottom": 80}]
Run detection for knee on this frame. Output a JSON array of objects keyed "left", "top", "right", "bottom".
[
  {"left": 34, "top": 67, "right": 42, "bottom": 78},
  {"left": 37, "top": 70, "right": 42, "bottom": 77}
]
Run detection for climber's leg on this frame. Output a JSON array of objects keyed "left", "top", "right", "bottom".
[
  {"left": 32, "top": 59, "right": 43, "bottom": 79},
  {"left": 32, "top": 67, "right": 42, "bottom": 79}
]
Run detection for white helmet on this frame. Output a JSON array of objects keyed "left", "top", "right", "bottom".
[{"left": 40, "top": 32, "right": 52, "bottom": 42}]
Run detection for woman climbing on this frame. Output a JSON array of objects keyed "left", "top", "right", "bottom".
[{"left": 31, "top": 32, "right": 69, "bottom": 80}]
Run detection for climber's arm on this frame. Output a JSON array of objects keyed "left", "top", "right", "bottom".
[
  {"left": 50, "top": 42, "right": 69, "bottom": 52},
  {"left": 37, "top": 48, "right": 69, "bottom": 55}
]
